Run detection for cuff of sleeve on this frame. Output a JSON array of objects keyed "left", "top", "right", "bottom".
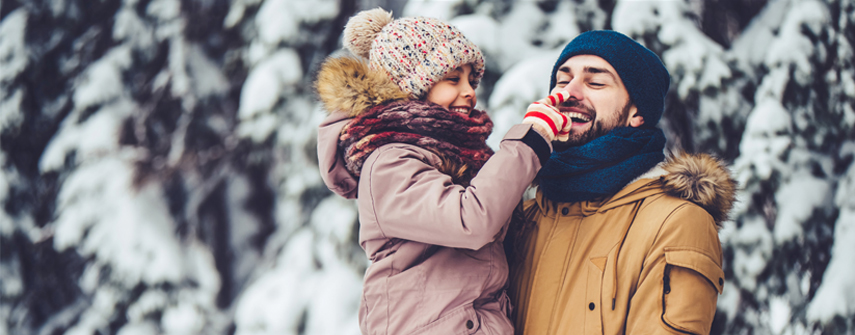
[{"left": 503, "top": 124, "right": 551, "bottom": 166}]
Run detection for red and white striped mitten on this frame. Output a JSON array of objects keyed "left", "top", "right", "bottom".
[{"left": 522, "top": 91, "right": 572, "bottom": 142}]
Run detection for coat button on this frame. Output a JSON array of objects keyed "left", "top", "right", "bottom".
[
  {"left": 466, "top": 320, "right": 474, "bottom": 329},
  {"left": 561, "top": 208, "right": 569, "bottom": 215},
  {"left": 588, "top": 302, "right": 595, "bottom": 310},
  {"left": 719, "top": 278, "right": 724, "bottom": 286}
]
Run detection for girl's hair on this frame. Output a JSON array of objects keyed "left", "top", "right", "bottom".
[{"left": 425, "top": 148, "right": 471, "bottom": 187}]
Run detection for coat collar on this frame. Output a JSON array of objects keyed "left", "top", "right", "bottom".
[{"left": 536, "top": 153, "right": 736, "bottom": 227}]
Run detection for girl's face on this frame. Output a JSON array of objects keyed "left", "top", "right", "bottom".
[{"left": 425, "top": 64, "right": 477, "bottom": 115}]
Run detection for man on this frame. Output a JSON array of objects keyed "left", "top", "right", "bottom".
[{"left": 507, "top": 30, "right": 737, "bottom": 335}]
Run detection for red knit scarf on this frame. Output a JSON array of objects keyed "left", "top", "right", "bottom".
[{"left": 340, "top": 100, "right": 494, "bottom": 184}]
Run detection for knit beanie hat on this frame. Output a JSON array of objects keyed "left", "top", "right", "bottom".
[
  {"left": 549, "top": 30, "right": 670, "bottom": 127},
  {"left": 343, "top": 8, "right": 485, "bottom": 99}
]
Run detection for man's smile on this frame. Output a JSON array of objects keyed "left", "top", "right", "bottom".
[{"left": 558, "top": 106, "right": 593, "bottom": 127}]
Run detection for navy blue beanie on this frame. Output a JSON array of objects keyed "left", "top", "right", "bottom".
[{"left": 549, "top": 30, "right": 670, "bottom": 127}]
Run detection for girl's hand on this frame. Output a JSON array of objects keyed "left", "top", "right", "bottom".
[{"left": 522, "top": 91, "right": 572, "bottom": 142}]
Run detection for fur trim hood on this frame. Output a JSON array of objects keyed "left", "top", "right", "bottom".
[
  {"left": 315, "top": 56, "right": 409, "bottom": 117},
  {"left": 660, "top": 153, "right": 737, "bottom": 226}
]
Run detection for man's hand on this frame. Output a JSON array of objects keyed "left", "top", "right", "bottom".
[{"left": 522, "top": 91, "right": 572, "bottom": 142}]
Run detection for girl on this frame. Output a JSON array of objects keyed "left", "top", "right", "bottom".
[{"left": 316, "top": 8, "right": 571, "bottom": 335}]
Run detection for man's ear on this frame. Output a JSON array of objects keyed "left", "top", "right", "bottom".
[{"left": 627, "top": 105, "right": 645, "bottom": 128}]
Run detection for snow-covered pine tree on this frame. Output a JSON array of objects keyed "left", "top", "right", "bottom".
[
  {"left": 2, "top": 0, "right": 253, "bottom": 333},
  {"left": 721, "top": 0, "right": 855, "bottom": 333},
  {"left": 223, "top": 1, "right": 367, "bottom": 334}
]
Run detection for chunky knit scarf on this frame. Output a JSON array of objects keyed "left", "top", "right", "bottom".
[
  {"left": 537, "top": 127, "right": 666, "bottom": 202},
  {"left": 340, "top": 100, "right": 494, "bottom": 185}
]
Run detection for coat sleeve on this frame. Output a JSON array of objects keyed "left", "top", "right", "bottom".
[
  {"left": 625, "top": 203, "right": 724, "bottom": 335},
  {"left": 360, "top": 124, "right": 548, "bottom": 250}
]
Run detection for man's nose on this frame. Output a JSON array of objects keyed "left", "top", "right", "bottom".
[{"left": 562, "top": 79, "right": 584, "bottom": 102}]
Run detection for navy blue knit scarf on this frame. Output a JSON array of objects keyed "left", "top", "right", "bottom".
[{"left": 537, "top": 127, "right": 666, "bottom": 202}]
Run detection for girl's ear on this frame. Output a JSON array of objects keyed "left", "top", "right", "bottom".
[{"left": 627, "top": 105, "right": 645, "bottom": 128}]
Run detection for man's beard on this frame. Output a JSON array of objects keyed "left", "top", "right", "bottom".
[{"left": 553, "top": 99, "right": 632, "bottom": 151}]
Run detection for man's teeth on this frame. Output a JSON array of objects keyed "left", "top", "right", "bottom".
[{"left": 566, "top": 112, "right": 591, "bottom": 122}]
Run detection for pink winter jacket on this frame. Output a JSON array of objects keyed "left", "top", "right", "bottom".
[{"left": 315, "top": 57, "right": 550, "bottom": 335}]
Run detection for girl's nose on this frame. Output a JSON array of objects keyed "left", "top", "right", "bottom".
[{"left": 461, "top": 82, "right": 475, "bottom": 98}]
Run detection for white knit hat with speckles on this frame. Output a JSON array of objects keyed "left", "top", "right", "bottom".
[{"left": 343, "top": 8, "right": 485, "bottom": 99}]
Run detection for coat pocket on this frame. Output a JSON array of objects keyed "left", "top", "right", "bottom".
[
  {"left": 660, "top": 247, "right": 724, "bottom": 335},
  {"left": 410, "top": 303, "right": 482, "bottom": 335}
]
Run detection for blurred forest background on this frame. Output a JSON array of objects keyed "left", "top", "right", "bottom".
[{"left": 1, "top": 0, "right": 854, "bottom": 334}]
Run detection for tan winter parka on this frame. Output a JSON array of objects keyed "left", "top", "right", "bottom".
[{"left": 508, "top": 154, "right": 736, "bottom": 335}]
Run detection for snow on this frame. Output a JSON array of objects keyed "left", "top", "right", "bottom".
[
  {"left": 541, "top": 2, "right": 580, "bottom": 48},
  {"left": 73, "top": 46, "right": 133, "bottom": 111},
  {"left": 493, "top": 3, "right": 549, "bottom": 71},
  {"left": 237, "top": 48, "right": 302, "bottom": 142},
  {"left": 234, "top": 230, "right": 317, "bottom": 335},
  {"left": 168, "top": 38, "right": 192, "bottom": 99},
  {"left": 769, "top": 296, "right": 792, "bottom": 335},
  {"left": 807, "top": 155, "right": 855, "bottom": 322},
  {"left": 0, "top": 256, "right": 22, "bottom": 297},
  {"left": 186, "top": 44, "right": 230, "bottom": 98},
  {"left": 0, "top": 88, "right": 24, "bottom": 132},
  {"left": 116, "top": 322, "right": 159, "bottom": 335},
  {"left": 0, "top": 9, "right": 28, "bottom": 85},
  {"left": 449, "top": 15, "right": 500, "bottom": 60},
  {"left": 146, "top": 0, "right": 181, "bottom": 21},
  {"left": 612, "top": 1, "right": 670, "bottom": 37},
  {"left": 311, "top": 196, "right": 357, "bottom": 247},
  {"left": 127, "top": 290, "right": 169, "bottom": 323},
  {"left": 53, "top": 157, "right": 184, "bottom": 286},
  {"left": 162, "top": 302, "right": 205, "bottom": 335},
  {"left": 773, "top": 175, "right": 831, "bottom": 242},
  {"left": 256, "top": 0, "right": 337, "bottom": 46},
  {"left": 114, "top": 6, "right": 155, "bottom": 50},
  {"left": 39, "top": 99, "right": 135, "bottom": 172},
  {"left": 731, "top": 217, "right": 774, "bottom": 291},
  {"left": 403, "top": 0, "right": 463, "bottom": 20},
  {"left": 486, "top": 51, "right": 560, "bottom": 149},
  {"left": 730, "top": 0, "right": 790, "bottom": 71},
  {"left": 736, "top": 97, "right": 792, "bottom": 181},
  {"left": 65, "top": 287, "right": 120, "bottom": 335}
]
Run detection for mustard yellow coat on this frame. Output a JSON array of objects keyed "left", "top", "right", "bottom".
[{"left": 508, "top": 154, "right": 736, "bottom": 335}]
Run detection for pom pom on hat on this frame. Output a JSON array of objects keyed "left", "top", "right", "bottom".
[{"left": 343, "top": 8, "right": 393, "bottom": 59}]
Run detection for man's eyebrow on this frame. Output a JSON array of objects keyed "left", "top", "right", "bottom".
[{"left": 584, "top": 66, "right": 617, "bottom": 81}]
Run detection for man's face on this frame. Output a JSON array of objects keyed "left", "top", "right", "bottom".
[{"left": 550, "top": 55, "right": 643, "bottom": 147}]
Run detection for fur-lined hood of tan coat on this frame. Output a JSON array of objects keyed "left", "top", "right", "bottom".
[
  {"left": 315, "top": 56, "right": 409, "bottom": 118},
  {"left": 657, "top": 153, "right": 737, "bottom": 227}
]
